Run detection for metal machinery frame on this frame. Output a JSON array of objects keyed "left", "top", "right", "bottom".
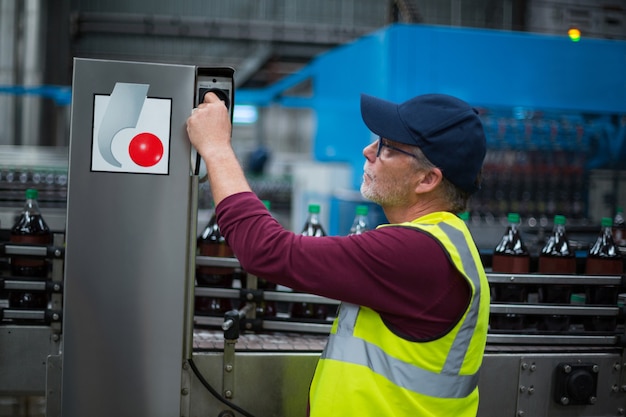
[
  {"left": 0, "top": 235, "right": 64, "bottom": 404},
  {"left": 191, "top": 262, "right": 626, "bottom": 417}
]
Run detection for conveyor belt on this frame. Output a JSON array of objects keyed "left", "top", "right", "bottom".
[{"left": 193, "top": 328, "right": 328, "bottom": 351}]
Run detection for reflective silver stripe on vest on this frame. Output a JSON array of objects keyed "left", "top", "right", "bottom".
[
  {"left": 321, "top": 221, "right": 483, "bottom": 399},
  {"left": 335, "top": 301, "right": 358, "bottom": 329},
  {"left": 438, "top": 223, "right": 482, "bottom": 374},
  {"left": 322, "top": 327, "right": 480, "bottom": 398}
]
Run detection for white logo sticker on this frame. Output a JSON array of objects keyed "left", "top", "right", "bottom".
[{"left": 92, "top": 83, "right": 171, "bottom": 174}]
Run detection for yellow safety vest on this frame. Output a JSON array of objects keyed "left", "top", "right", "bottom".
[{"left": 309, "top": 211, "right": 489, "bottom": 417}]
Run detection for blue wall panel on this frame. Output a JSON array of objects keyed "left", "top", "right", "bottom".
[{"left": 381, "top": 25, "right": 626, "bottom": 112}]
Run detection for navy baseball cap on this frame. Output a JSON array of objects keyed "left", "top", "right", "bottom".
[{"left": 360, "top": 93, "right": 487, "bottom": 194}]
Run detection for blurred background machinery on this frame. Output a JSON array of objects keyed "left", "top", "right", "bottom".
[{"left": 1, "top": 0, "right": 625, "bottom": 232}]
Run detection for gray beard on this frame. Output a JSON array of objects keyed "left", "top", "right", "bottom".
[{"left": 360, "top": 181, "right": 408, "bottom": 208}]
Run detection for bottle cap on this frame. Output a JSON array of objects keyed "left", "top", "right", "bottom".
[
  {"left": 355, "top": 205, "right": 368, "bottom": 216},
  {"left": 262, "top": 200, "right": 271, "bottom": 210},
  {"left": 507, "top": 213, "right": 520, "bottom": 223},
  {"left": 601, "top": 217, "right": 613, "bottom": 228},
  {"left": 308, "top": 204, "right": 320, "bottom": 214},
  {"left": 25, "top": 189, "right": 38, "bottom": 200},
  {"left": 554, "top": 215, "right": 566, "bottom": 225},
  {"left": 458, "top": 211, "right": 470, "bottom": 221}
]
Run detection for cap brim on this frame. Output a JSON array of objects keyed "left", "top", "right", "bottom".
[{"left": 360, "top": 94, "right": 416, "bottom": 146}]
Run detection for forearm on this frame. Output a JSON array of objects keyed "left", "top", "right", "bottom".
[{"left": 203, "top": 147, "right": 252, "bottom": 206}]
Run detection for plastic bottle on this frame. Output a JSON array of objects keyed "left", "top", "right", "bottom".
[
  {"left": 195, "top": 208, "right": 236, "bottom": 317},
  {"left": 290, "top": 204, "right": 328, "bottom": 320},
  {"left": 8, "top": 188, "right": 52, "bottom": 309},
  {"left": 300, "top": 203, "right": 326, "bottom": 237},
  {"left": 349, "top": 205, "right": 369, "bottom": 235},
  {"left": 584, "top": 217, "right": 623, "bottom": 331},
  {"left": 612, "top": 207, "right": 626, "bottom": 246},
  {"left": 492, "top": 213, "right": 530, "bottom": 273},
  {"left": 537, "top": 214, "right": 576, "bottom": 331},
  {"left": 490, "top": 213, "right": 530, "bottom": 330}
]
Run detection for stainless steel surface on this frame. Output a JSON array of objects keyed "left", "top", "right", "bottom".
[
  {"left": 488, "top": 273, "right": 623, "bottom": 285},
  {"left": 193, "top": 329, "right": 328, "bottom": 352},
  {"left": 0, "top": 326, "right": 61, "bottom": 394},
  {"left": 45, "top": 355, "right": 61, "bottom": 417},
  {"left": 61, "top": 58, "right": 197, "bottom": 417},
  {"left": 189, "top": 351, "right": 320, "bottom": 417},
  {"left": 183, "top": 175, "right": 200, "bottom": 361},
  {"left": 490, "top": 303, "right": 618, "bottom": 316},
  {"left": 263, "top": 290, "right": 339, "bottom": 305},
  {"left": 3, "top": 245, "right": 48, "bottom": 257},
  {"left": 478, "top": 352, "right": 626, "bottom": 417},
  {"left": 2, "top": 280, "right": 48, "bottom": 291},
  {"left": 487, "top": 334, "right": 620, "bottom": 346},
  {"left": 261, "top": 320, "right": 332, "bottom": 334},
  {"left": 184, "top": 349, "right": 626, "bottom": 417},
  {"left": 2, "top": 310, "right": 48, "bottom": 321},
  {"left": 195, "top": 256, "right": 241, "bottom": 268},
  {"left": 195, "top": 314, "right": 333, "bottom": 335},
  {"left": 194, "top": 285, "right": 340, "bottom": 305}
]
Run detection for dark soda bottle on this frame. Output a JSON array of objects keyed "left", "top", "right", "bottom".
[
  {"left": 492, "top": 213, "right": 530, "bottom": 273},
  {"left": 538, "top": 214, "right": 575, "bottom": 331},
  {"left": 8, "top": 188, "right": 52, "bottom": 309},
  {"left": 300, "top": 203, "right": 326, "bottom": 237},
  {"left": 584, "top": 217, "right": 622, "bottom": 331},
  {"left": 291, "top": 204, "right": 328, "bottom": 320},
  {"left": 587, "top": 217, "right": 623, "bottom": 274},
  {"left": 195, "top": 209, "right": 235, "bottom": 316},
  {"left": 612, "top": 207, "right": 626, "bottom": 247},
  {"left": 349, "top": 205, "right": 370, "bottom": 235},
  {"left": 490, "top": 213, "right": 530, "bottom": 330}
]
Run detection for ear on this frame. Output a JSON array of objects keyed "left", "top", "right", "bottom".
[{"left": 415, "top": 168, "right": 443, "bottom": 194}]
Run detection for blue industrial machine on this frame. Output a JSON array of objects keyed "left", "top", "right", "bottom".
[
  {"left": 238, "top": 23, "right": 626, "bottom": 236},
  {"left": 239, "top": 23, "right": 626, "bottom": 177}
]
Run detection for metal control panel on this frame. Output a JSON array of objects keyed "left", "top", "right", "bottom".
[{"left": 61, "top": 58, "right": 235, "bottom": 417}]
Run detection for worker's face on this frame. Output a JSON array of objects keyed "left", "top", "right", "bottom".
[{"left": 360, "top": 138, "right": 420, "bottom": 206}]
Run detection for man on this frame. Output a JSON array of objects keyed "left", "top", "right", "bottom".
[{"left": 187, "top": 92, "right": 490, "bottom": 417}]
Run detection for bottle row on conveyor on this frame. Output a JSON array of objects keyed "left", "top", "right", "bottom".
[
  {"left": 0, "top": 234, "right": 64, "bottom": 328},
  {"left": 0, "top": 243, "right": 624, "bottom": 348},
  {"left": 193, "top": 254, "right": 626, "bottom": 345}
]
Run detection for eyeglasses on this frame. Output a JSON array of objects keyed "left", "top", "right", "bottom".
[{"left": 376, "top": 137, "right": 418, "bottom": 160}]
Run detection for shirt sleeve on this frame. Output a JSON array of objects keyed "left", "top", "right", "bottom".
[{"left": 216, "top": 191, "right": 471, "bottom": 339}]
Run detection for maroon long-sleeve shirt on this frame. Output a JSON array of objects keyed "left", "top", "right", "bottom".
[{"left": 216, "top": 192, "right": 470, "bottom": 339}]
